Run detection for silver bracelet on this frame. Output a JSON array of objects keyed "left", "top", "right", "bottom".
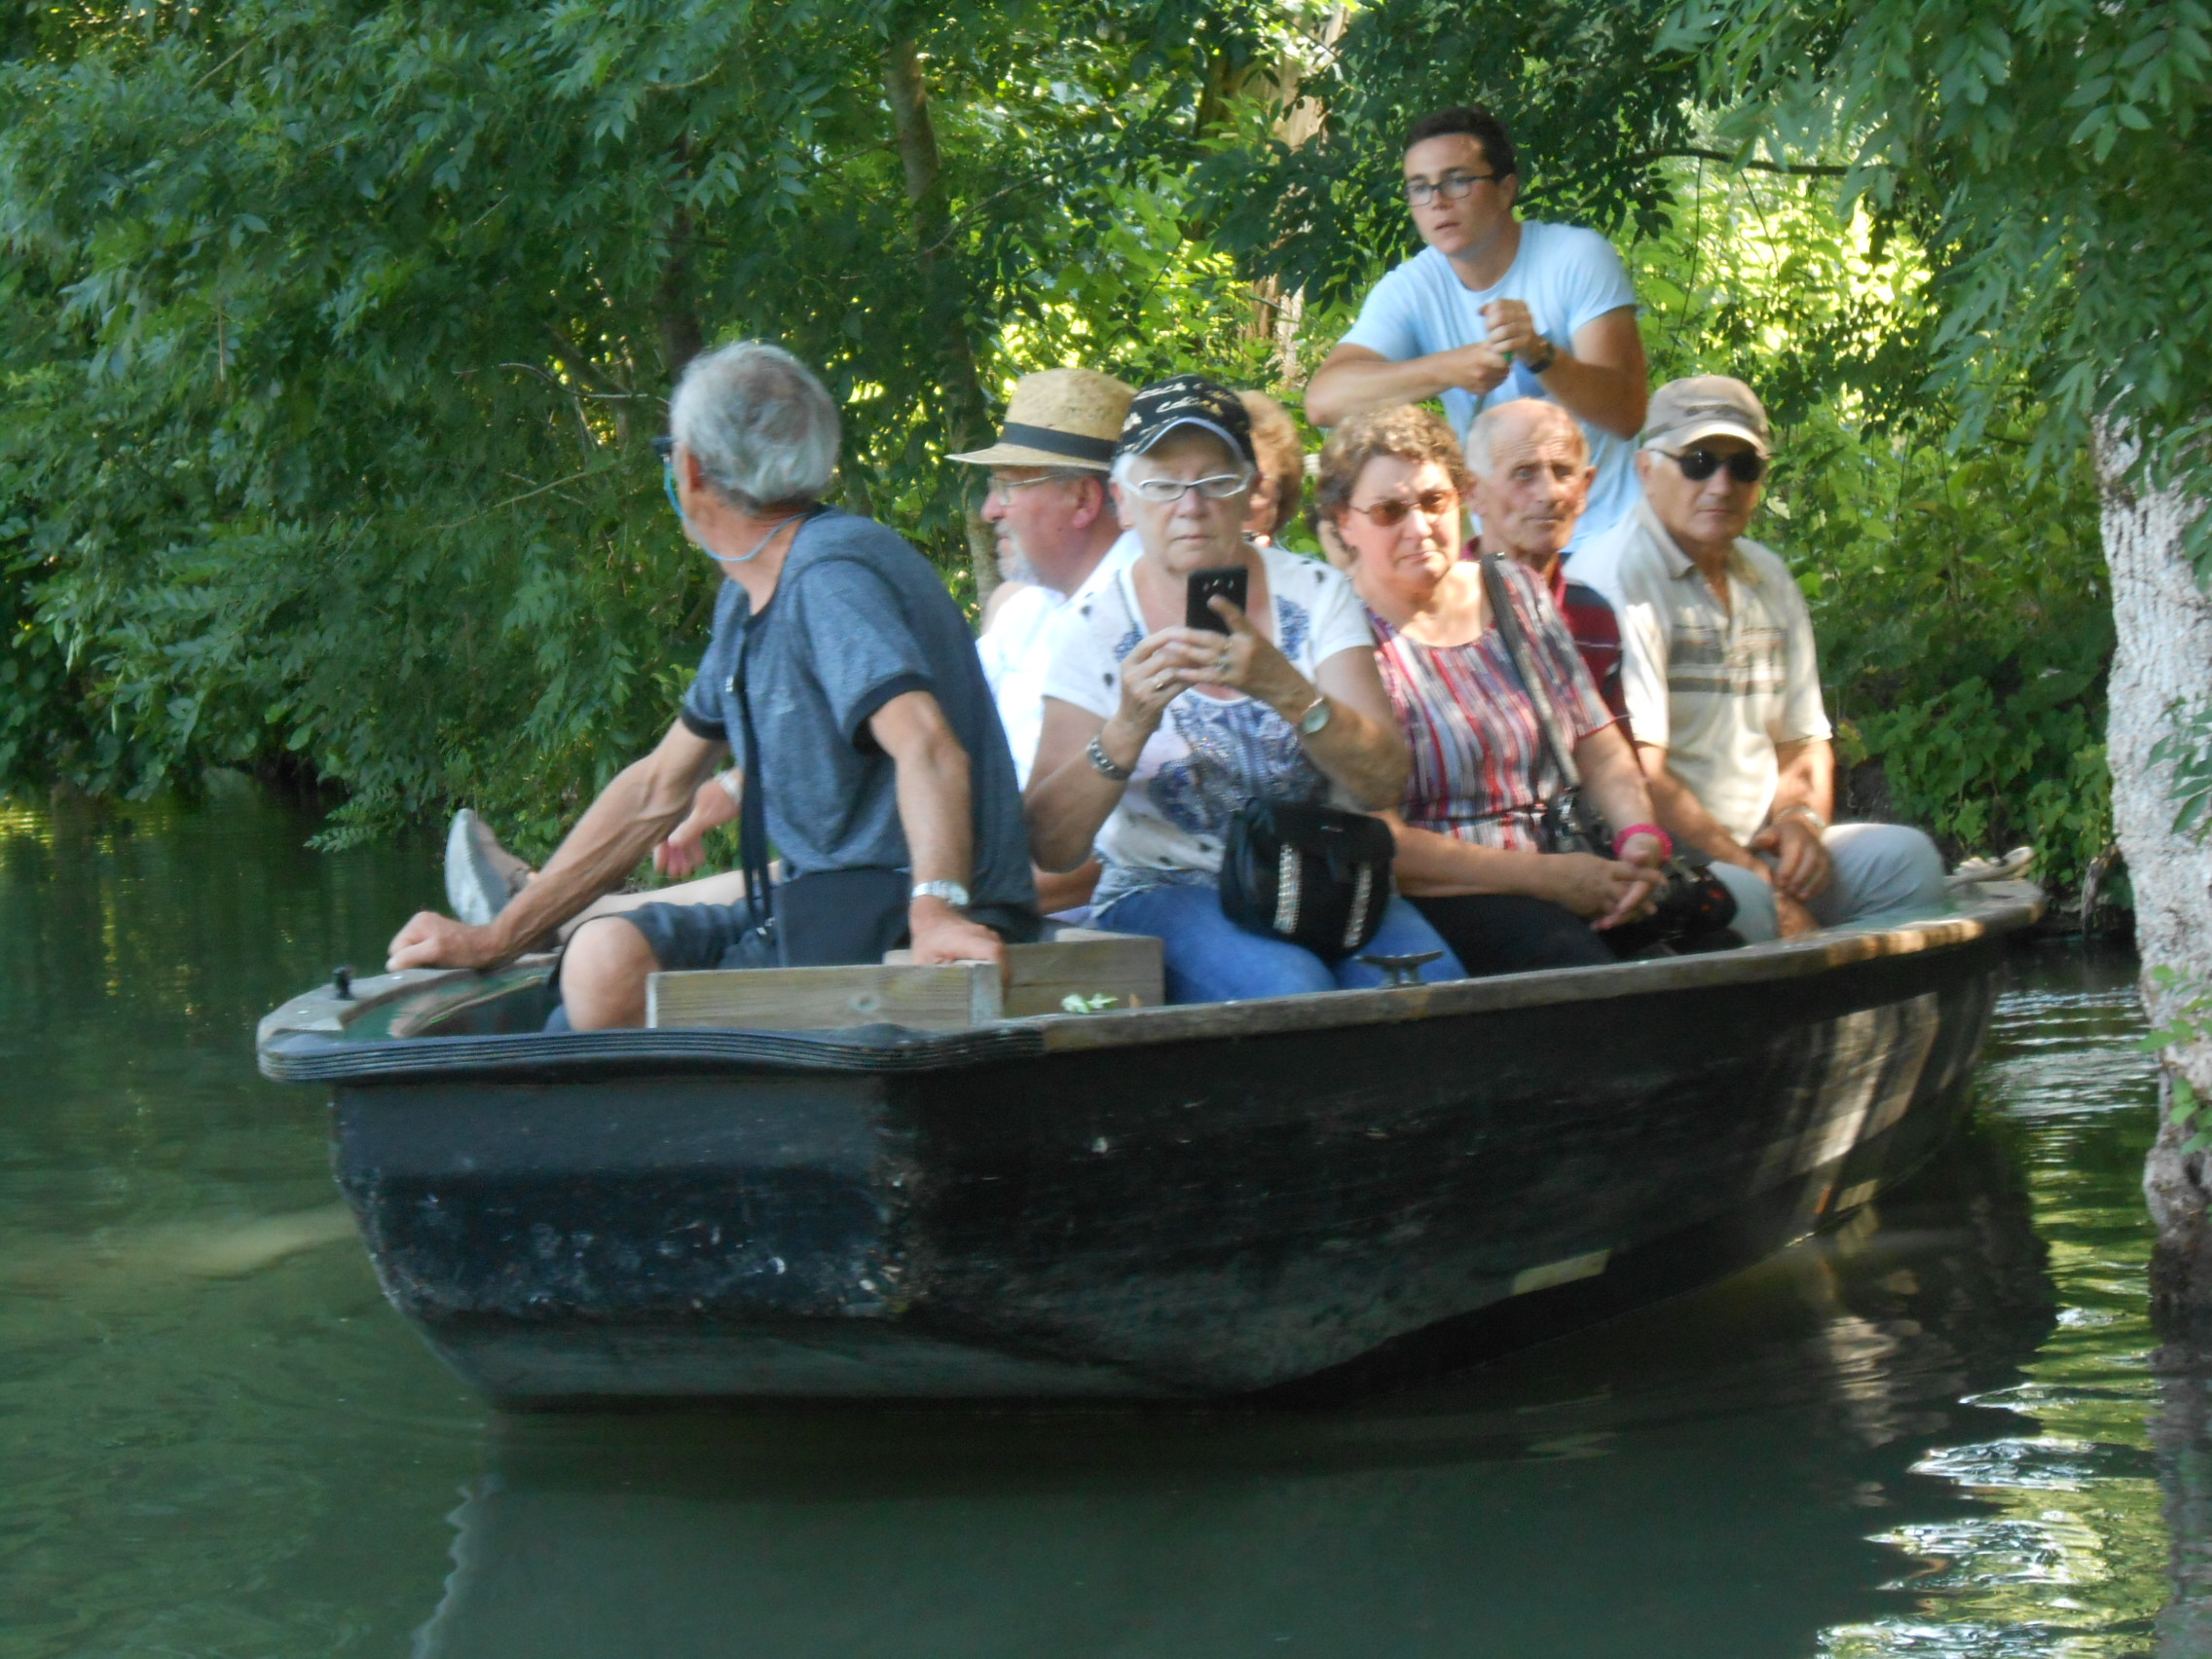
[
  {"left": 1773, "top": 803, "right": 1827, "bottom": 832},
  {"left": 1086, "top": 732, "right": 1134, "bottom": 782}
]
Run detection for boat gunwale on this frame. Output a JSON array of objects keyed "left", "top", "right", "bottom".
[{"left": 256, "top": 883, "right": 2042, "bottom": 1085}]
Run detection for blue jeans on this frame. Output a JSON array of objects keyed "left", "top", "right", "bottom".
[{"left": 1096, "top": 882, "right": 1465, "bottom": 1004}]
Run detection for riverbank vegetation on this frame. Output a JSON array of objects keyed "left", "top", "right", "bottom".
[{"left": 0, "top": 0, "right": 2114, "bottom": 887}]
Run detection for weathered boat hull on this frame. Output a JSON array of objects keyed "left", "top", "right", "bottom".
[{"left": 260, "top": 890, "right": 2037, "bottom": 1407}]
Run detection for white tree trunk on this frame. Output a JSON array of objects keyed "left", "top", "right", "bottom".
[{"left": 2099, "top": 424, "right": 2212, "bottom": 1318}]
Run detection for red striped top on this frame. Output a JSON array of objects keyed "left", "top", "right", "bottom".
[{"left": 1370, "top": 559, "right": 1616, "bottom": 852}]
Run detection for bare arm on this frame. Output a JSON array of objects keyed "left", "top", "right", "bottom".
[
  {"left": 1303, "top": 341, "right": 1509, "bottom": 429},
  {"left": 1770, "top": 735, "right": 1835, "bottom": 823},
  {"left": 1638, "top": 744, "right": 1762, "bottom": 872},
  {"left": 866, "top": 687, "right": 1008, "bottom": 969},
  {"left": 1575, "top": 722, "right": 1664, "bottom": 857},
  {"left": 1296, "top": 644, "right": 1411, "bottom": 808},
  {"left": 387, "top": 719, "right": 726, "bottom": 970},
  {"left": 1481, "top": 304, "right": 1647, "bottom": 441},
  {"left": 1751, "top": 736, "right": 1836, "bottom": 902},
  {"left": 1025, "top": 696, "right": 1125, "bottom": 875}
]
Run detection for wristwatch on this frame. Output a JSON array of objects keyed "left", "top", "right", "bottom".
[
  {"left": 911, "top": 880, "right": 971, "bottom": 908},
  {"left": 1773, "top": 804, "right": 1828, "bottom": 832},
  {"left": 1296, "top": 690, "right": 1333, "bottom": 736},
  {"left": 1523, "top": 336, "right": 1558, "bottom": 375}
]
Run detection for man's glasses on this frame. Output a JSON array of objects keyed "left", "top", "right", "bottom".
[
  {"left": 1124, "top": 471, "right": 1252, "bottom": 504},
  {"left": 1350, "top": 488, "right": 1459, "bottom": 528},
  {"left": 1403, "top": 170, "right": 1499, "bottom": 207},
  {"left": 1664, "top": 447, "right": 1767, "bottom": 485},
  {"left": 988, "top": 472, "right": 1073, "bottom": 506}
]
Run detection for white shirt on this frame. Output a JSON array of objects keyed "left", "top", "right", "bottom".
[
  {"left": 1583, "top": 501, "right": 1832, "bottom": 845},
  {"left": 1039, "top": 544, "right": 1375, "bottom": 911},
  {"left": 975, "top": 532, "right": 1138, "bottom": 788},
  {"left": 1340, "top": 221, "right": 1641, "bottom": 544}
]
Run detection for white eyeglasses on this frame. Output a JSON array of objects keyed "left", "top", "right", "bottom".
[{"left": 1124, "top": 470, "right": 1253, "bottom": 504}]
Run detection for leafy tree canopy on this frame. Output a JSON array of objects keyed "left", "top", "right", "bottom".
[{"left": 1671, "top": 0, "right": 2212, "bottom": 572}]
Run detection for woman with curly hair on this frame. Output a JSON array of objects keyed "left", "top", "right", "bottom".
[{"left": 1317, "top": 403, "right": 1672, "bottom": 974}]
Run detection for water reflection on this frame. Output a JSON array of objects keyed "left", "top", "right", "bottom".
[
  {"left": 414, "top": 1123, "right": 2057, "bottom": 1659},
  {"left": 0, "top": 791, "right": 2186, "bottom": 1657}
]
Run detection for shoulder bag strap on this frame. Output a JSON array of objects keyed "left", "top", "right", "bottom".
[
  {"left": 729, "top": 506, "right": 831, "bottom": 927},
  {"left": 1478, "top": 553, "right": 1582, "bottom": 789}
]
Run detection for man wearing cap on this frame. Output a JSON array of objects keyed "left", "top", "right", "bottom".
[
  {"left": 956, "top": 369, "right": 1138, "bottom": 792},
  {"left": 1303, "top": 104, "right": 1647, "bottom": 547},
  {"left": 1579, "top": 375, "right": 1947, "bottom": 940},
  {"left": 1024, "top": 374, "right": 1461, "bottom": 1002}
]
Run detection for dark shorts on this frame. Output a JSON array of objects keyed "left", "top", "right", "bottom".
[
  {"left": 603, "top": 900, "right": 777, "bottom": 973},
  {"left": 546, "top": 894, "right": 1045, "bottom": 1028}
]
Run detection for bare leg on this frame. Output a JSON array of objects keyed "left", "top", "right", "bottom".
[
  {"left": 560, "top": 917, "right": 661, "bottom": 1030},
  {"left": 555, "top": 869, "right": 753, "bottom": 942}
]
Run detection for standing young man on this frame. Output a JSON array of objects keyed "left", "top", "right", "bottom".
[{"left": 1303, "top": 105, "right": 1648, "bottom": 546}]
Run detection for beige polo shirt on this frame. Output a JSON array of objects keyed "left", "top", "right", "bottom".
[{"left": 1580, "top": 500, "right": 1832, "bottom": 844}]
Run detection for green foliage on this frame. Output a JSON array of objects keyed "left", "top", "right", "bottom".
[
  {"left": 1629, "top": 159, "right": 2112, "bottom": 887},
  {"left": 2142, "top": 965, "right": 2212, "bottom": 1153},
  {"left": 0, "top": 0, "right": 1308, "bottom": 848},
  {"left": 2149, "top": 700, "right": 2212, "bottom": 844},
  {"left": 1672, "top": 0, "right": 2212, "bottom": 586},
  {"left": 1206, "top": 0, "right": 1701, "bottom": 304}
]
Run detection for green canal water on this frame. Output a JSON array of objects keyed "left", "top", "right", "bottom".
[{"left": 3, "top": 790, "right": 2200, "bottom": 1657}]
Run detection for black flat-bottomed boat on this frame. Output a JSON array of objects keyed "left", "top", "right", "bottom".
[{"left": 257, "top": 884, "right": 2041, "bottom": 1407}]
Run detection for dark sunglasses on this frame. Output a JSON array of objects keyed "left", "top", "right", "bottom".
[
  {"left": 1350, "top": 488, "right": 1459, "bottom": 528},
  {"left": 1666, "top": 447, "right": 1766, "bottom": 485}
]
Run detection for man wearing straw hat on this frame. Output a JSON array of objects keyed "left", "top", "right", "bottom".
[
  {"left": 958, "top": 369, "right": 1138, "bottom": 793},
  {"left": 954, "top": 369, "right": 1136, "bottom": 916}
]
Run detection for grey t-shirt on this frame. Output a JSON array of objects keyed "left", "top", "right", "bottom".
[{"left": 678, "top": 510, "right": 1037, "bottom": 924}]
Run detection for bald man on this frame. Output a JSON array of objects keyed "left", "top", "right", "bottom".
[{"left": 1461, "top": 398, "right": 1628, "bottom": 727}]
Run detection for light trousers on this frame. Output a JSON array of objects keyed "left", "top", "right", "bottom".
[{"left": 1710, "top": 822, "right": 1949, "bottom": 944}]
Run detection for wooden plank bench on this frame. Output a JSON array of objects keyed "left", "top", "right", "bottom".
[{"left": 645, "top": 929, "right": 1163, "bottom": 1031}]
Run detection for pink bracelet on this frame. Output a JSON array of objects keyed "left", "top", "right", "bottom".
[{"left": 1612, "top": 823, "right": 1674, "bottom": 861}]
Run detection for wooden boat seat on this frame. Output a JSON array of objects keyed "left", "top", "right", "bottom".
[{"left": 643, "top": 928, "right": 1164, "bottom": 1032}]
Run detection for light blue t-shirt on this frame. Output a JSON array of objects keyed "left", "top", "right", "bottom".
[{"left": 1340, "top": 219, "right": 1641, "bottom": 545}]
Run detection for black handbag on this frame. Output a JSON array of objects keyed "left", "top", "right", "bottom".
[
  {"left": 1219, "top": 798, "right": 1397, "bottom": 962},
  {"left": 1476, "top": 555, "right": 1737, "bottom": 951}
]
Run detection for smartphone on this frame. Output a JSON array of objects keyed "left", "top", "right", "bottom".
[{"left": 1185, "top": 566, "right": 1249, "bottom": 634}]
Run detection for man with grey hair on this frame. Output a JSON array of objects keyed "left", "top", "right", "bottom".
[
  {"left": 387, "top": 341, "right": 1038, "bottom": 1026},
  {"left": 1461, "top": 397, "right": 1627, "bottom": 725},
  {"left": 1578, "top": 375, "right": 1947, "bottom": 940}
]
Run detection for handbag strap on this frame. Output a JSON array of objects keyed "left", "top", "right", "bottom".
[
  {"left": 1477, "top": 553, "right": 1582, "bottom": 791},
  {"left": 729, "top": 506, "right": 831, "bottom": 926}
]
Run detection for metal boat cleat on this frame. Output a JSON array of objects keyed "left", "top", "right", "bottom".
[{"left": 1356, "top": 949, "right": 1443, "bottom": 988}]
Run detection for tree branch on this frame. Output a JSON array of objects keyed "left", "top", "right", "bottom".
[{"left": 1642, "top": 147, "right": 1852, "bottom": 177}]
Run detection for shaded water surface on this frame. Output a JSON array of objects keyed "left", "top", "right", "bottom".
[{"left": 0, "top": 792, "right": 2194, "bottom": 1656}]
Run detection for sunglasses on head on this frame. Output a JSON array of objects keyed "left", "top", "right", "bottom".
[
  {"left": 1664, "top": 447, "right": 1766, "bottom": 485},
  {"left": 1350, "top": 488, "right": 1459, "bottom": 528}
]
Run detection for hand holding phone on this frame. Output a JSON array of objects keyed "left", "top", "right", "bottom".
[{"left": 1185, "top": 566, "right": 1249, "bottom": 634}]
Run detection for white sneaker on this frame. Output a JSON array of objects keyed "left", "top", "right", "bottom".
[
  {"left": 445, "top": 809, "right": 533, "bottom": 924},
  {"left": 1946, "top": 846, "right": 2035, "bottom": 888}
]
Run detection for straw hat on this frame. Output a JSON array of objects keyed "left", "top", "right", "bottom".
[{"left": 951, "top": 369, "right": 1134, "bottom": 471}]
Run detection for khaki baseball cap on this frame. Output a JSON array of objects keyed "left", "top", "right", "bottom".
[
  {"left": 951, "top": 369, "right": 1134, "bottom": 471},
  {"left": 1641, "top": 375, "right": 1772, "bottom": 456}
]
